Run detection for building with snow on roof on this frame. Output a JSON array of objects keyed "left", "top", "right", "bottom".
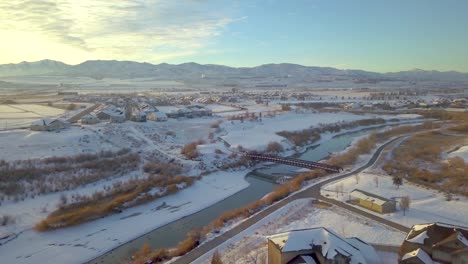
[
  {"left": 349, "top": 189, "right": 397, "bottom": 214},
  {"left": 266, "top": 227, "right": 380, "bottom": 264},
  {"left": 30, "top": 118, "right": 70, "bottom": 131},
  {"left": 80, "top": 114, "right": 100, "bottom": 124},
  {"left": 399, "top": 222, "right": 468, "bottom": 264}
]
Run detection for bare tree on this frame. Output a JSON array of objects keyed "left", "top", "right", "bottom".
[
  {"left": 393, "top": 176, "right": 403, "bottom": 189},
  {"left": 354, "top": 174, "right": 360, "bottom": 184},
  {"left": 334, "top": 185, "right": 340, "bottom": 198},
  {"left": 211, "top": 250, "right": 223, "bottom": 264},
  {"left": 339, "top": 183, "right": 345, "bottom": 196},
  {"left": 400, "top": 196, "right": 411, "bottom": 216}
]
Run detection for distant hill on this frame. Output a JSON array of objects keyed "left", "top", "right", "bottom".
[{"left": 0, "top": 59, "right": 467, "bottom": 82}]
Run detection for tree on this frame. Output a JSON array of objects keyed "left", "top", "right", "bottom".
[
  {"left": 354, "top": 174, "right": 360, "bottom": 184},
  {"left": 211, "top": 250, "right": 223, "bottom": 264},
  {"left": 393, "top": 176, "right": 403, "bottom": 189},
  {"left": 400, "top": 196, "right": 411, "bottom": 216}
]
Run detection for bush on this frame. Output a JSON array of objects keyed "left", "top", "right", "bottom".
[
  {"left": 266, "top": 141, "right": 284, "bottom": 153},
  {"left": 181, "top": 140, "right": 204, "bottom": 160},
  {"left": 35, "top": 175, "right": 195, "bottom": 231}
]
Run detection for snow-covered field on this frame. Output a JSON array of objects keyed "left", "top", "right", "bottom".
[
  {"left": 321, "top": 172, "right": 468, "bottom": 227},
  {"left": 194, "top": 199, "right": 405, "bottom": 264},
  {"left": 0, "top": 104, "right": 67, "bottom": 129},
  {"left": 0, "top": 170, "right": 250, "bottom": 264},
  {"left": 220, "top": 111, "right": 419, "bottom": 150},
  {"left": 221, "top": 111, "right": 365, "bottom": 150},
  {"left": 0, "top": 126, "right": 118, "bottom": 161}
]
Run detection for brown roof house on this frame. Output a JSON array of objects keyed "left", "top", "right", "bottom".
[
  {"left": 266, "top": 227, "right": 381, "bottom": 264},
  {"left": 399, "top": 222, "right": 468, "bottom": 264}
]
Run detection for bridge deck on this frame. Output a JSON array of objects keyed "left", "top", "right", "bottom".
[{"left": 245, "top": 153, "right": 342, "bottom": 173}]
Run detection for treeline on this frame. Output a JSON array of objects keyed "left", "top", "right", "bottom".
[
  {"left": 35, "top": 171, "right": 195, "bottom": 231},
  {"left": 277, "top": 118, "right": 387, "bottom": 146},
  {"left": 0, "top": 149, "right": 139, "bottom": 201}
]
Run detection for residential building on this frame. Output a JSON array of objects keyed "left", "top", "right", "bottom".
[
  {"left": 349, "top": 189, "right": 397, "bottom": 214},
  {"left": 30, "top": 118, "right": 70, "bottom": 131},
  {"left": 267, "top": 227, "right": 380, "bottom": 264},
  {"left": 80, "top": 114, "right": 100, "bottom": 124},
  {"left": 399, "top": 223, "right": 468, "bottom": 264}
]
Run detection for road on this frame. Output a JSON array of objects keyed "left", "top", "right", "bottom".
[{"left": 173, "top": 136, "right": 410, "bottom": 264}]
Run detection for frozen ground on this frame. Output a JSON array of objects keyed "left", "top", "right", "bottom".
[
  {"left": 0, "top": 170, "right": 250, "bottom": 264},
  {"left": 321, "top": 172, "right": 468, "bottom": 227},
  {"left": 193, "top": 199, "right": 405, "bottom": 264}
]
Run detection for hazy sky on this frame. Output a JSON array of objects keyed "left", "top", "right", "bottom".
[{"left": 1, "top": 0, "right": 467, "bottom": 72}]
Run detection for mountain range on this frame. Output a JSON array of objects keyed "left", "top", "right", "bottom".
[{"left": 1, "top": 59, "right": 468, "bottom": 82}]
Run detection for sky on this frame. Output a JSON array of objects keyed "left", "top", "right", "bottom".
[{"left": 0, "top": 0, "right": 467, "bottom": 72}]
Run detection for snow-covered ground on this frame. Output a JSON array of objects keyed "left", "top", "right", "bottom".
[
  {"left": 0, "top": 170, "right": 250, "bottom": 264},
  {"left": 222, "top": 111, "right": 368, "bottom": 150},
  {"left": 193, "top": 199, "right": 405, "bottom": 264},
  {"left": 448, "top": 145, "right": 468, "bottom": 161},
  {"left": 321, "top": 172, "right": 468, "bottom": 227},
  {"left": 0, "top": 104, "right": 68, "bottom": 129},
  {"left": 0, "top": 126, "right": 118, "bottom": 161},
  {"left": 0, "top": 108, "right": 423, "bottom": 264}
]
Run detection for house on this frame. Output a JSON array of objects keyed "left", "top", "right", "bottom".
[
  {"left": 267, "top": 227, "right": 380, "bottom": 264},
  {"left": 147, "top": 111, "right": 167, "bottom": 122},
  {"left": 133, "top": 111, "right": 147, "bottom": 122},
  {"left": 80, "top": 114, "right": 100, "bottom": 124},
  {"left": 30, "top": 118, "right": 70, "bottom": 131},
  {"left": 96, "top": 105, "right": 125, "bottom": 123},
  {"left": 399, "top": 223, "right": 468, "bottom": 264},
  {"left": 349, "top": 189, "right": 397, "bottom": 214}
]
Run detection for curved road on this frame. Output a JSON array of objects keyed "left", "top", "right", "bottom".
[{"left": 173, "top": 136, "right": 410, "bottom": 264}]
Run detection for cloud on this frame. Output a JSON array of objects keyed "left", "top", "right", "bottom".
[{"left": 0, "top": 0, "right": 238, "bottom": 63}]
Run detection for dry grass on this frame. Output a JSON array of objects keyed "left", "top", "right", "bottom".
[
  {"left": 383, "top": 130, "right": 468, "bottom": 195},
  {"left": 181, "top": 140, "right": 205, "bottom": 160},
  {"left": 277, "top": 118, "right": 386, "bottom": 146},
  {"left": 0, "top": 149, "right": 139, "bottom": 200},
  {"left": 35, "top": 175, "right": 195, "bottom": 231}
]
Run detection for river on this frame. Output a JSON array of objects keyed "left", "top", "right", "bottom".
[{"left": 89, "top": 127, "right": 381, "bottom": 264}]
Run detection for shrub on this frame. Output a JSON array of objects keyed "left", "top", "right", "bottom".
[
  {"left": 181, "top": 140, "right": 205, "bottom": 160},
  {"left": 266, "top": 141, "right": 284, "bottom": 153}
]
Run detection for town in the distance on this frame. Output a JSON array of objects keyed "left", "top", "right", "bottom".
[{"left": 0, "top": 60, "right": 467, "bottom": 264}]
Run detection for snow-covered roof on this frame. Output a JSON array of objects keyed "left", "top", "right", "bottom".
[
  {"left": 349, "top": 189, "right": 392, "bottom": 206},
  {"left": 267, "top": 228, "right": 375, "bottom": 264},
  {"left": 31, "top": 118, "right": 54, "bottom": 126},
  {"left": 401, "top": 248, "right": 433, "bottom": 264},
  {"left": 31, "top": 118, "right": 69, "bottom": 126},
  {"left": 407, "top": 230, "right": 429, "bottom": 244},
  {"left": 99, "top": 105, "right": 124, "bottom": 117}
]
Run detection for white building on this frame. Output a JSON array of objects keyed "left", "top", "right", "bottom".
[
  {"left": 81, "top": 114, "right": 100, "bottom": 124},
  {"left": 31, "top": 118, "right": 70, "bottom": 131}
]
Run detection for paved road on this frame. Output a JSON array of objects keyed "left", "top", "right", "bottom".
[{"left": 173, "top": 136, "right": 410, "bottom": 264}]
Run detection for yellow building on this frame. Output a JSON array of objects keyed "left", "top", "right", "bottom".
[{"left": 349, "top": 189, "right": 396, "bottom": 214}]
